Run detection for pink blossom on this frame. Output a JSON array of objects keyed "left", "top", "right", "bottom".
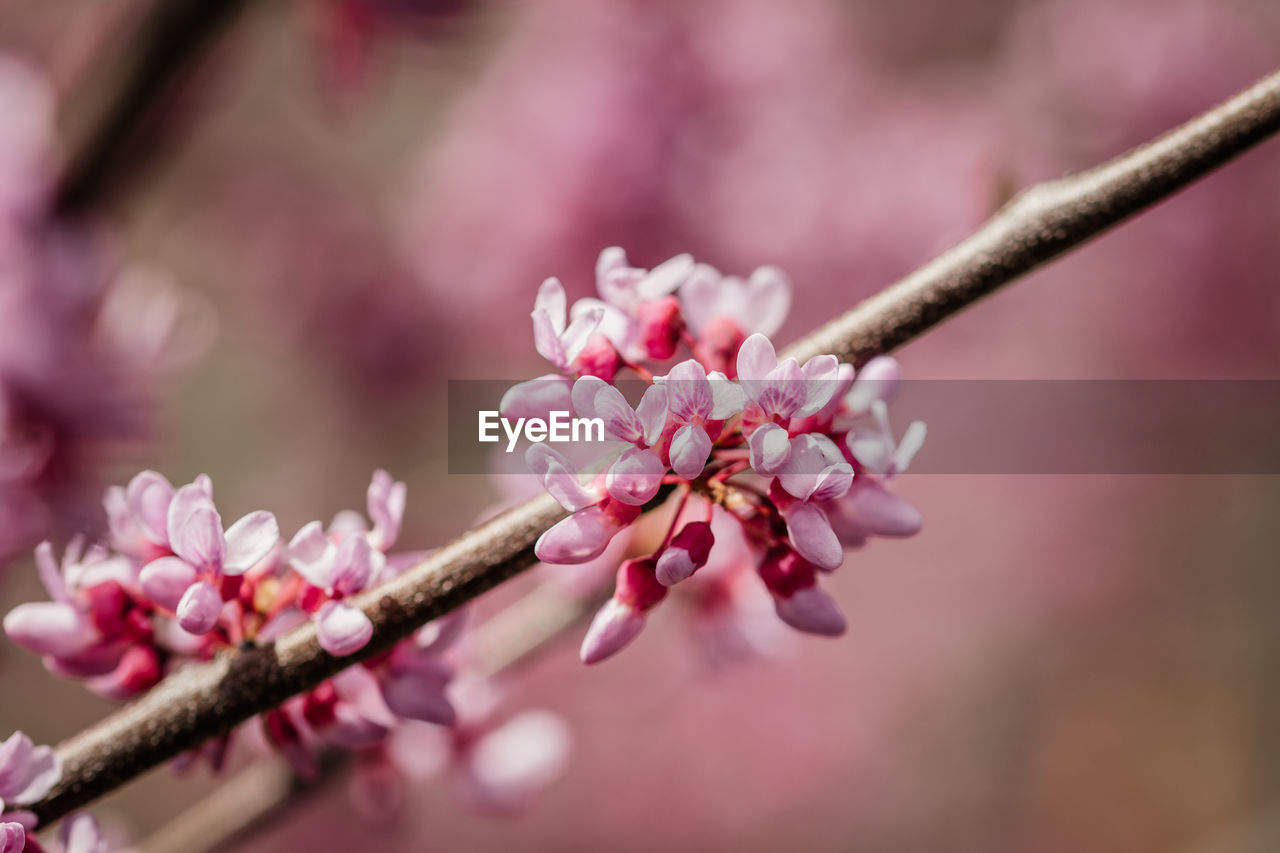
[
  {"left": 681, "top": 263, "right": 791, "bottom": 338},
  {"left": 133, "top": 478, "right": 278, "bottom": 636},
  {"left": 531, "top": 277, "right": 604, "bottom": 373},
  {"left": 655, "top": 520, "right": 714, "bottom": 586},
  {"left": 580, "top": 557, "right": 668, "bottom": 663},
  {"left": 736, "top": 332, "right": 840, "bottom": 422},
  {"left": 0, "top": 732, "right": 61, "bottom": 809},
  {"left": 287, "top": 470, "right": 407, "bottom": 656},
  {"left": 654, "top": 359, "right": 745, "bottom": 478},
  {"left": 757, "top": 546, "right": 846, "bottom": 637}
]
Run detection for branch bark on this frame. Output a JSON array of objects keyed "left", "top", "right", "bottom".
[{"left": 28, "top": 67, "right": 1280, "bottom": 826}]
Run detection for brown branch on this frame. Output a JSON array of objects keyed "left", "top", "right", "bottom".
[
  {"left": 27, "top": 67, "right": 1280, "bottom": 827},
  {"left": 141, "top": 584, "right": 604, "bottom": 853},
  {"left": 54, "top": 0, "right": 252, "bottom": 217}
]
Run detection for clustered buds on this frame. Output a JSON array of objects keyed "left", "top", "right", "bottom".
[
  {"left": 506, "top": 248, "right": 927, "bottom": 664},
  {"left": 3, "top": 471, "right": 566, "bottom": 814}
]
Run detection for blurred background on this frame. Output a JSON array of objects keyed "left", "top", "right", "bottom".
[{"left": 2, "top": 0, "right": 1280, "bottom": 850}]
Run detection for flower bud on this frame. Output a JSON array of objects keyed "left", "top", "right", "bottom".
[{"left": 655, "top": 521, "right": 714, "bottom": 586}]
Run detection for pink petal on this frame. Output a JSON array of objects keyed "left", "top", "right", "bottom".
[
  {"left": 223, "top": 511, "right": 279, "bottom": 574},
  {"left": 655, "top": 521, "right": 714, "bottom": 587},
  {"left": 810, "top": 463, "right": 854, "bottom": 503},
  {"left": 316, "top": 601, "right": 374, "bottom": 657},
  {"left": 466, "top": 711, "right": 570, "bottom": 807},
  {"left": 756, "top": 358, "right": 806, "bottom": 418},
  {"left": 591, "top": 384, "right": 644, "bottom": 442},
  {"left": 664, "top": 359, "right": 713, "bottom": 421},
  {"left": 635, "top": 384, "right": 669, "bottom": 446},
  {"left": 525, "top": 445, "right": 598, "bottom": 512},
  {"left": 636, "top": 252, "right": 694, "bottom": 300},
  {"left": 894, "top": 421, "right": 928, "bottom": 475},
  {"left": 381, "top": 658, "right": 456, "bottom": 725},
  {"left": 331, "top": 534, "right": 375, "bottom": 597},
  {"left": 569, "top": 375, "right": 608, "bottom": 419},
  {"left": 7, "top": 744, "right": 60, "bottom": 804},
  {"left": 668, "top": 423, "right": 712, "bottom": 480},
  {"left": 846, "top": 356, "right": 902, "bottom": 415},
  {"left": 741, "top": 265, "right": 791, "bottom": 337},
  {"left": 176, "top": 580, "right": 223, "bottom": 635},
  {"left": 3, "top": 602, "right": 95, "bottom": 658},
  {"left": 534, "top": 507, "right": 616, "bottom": 564},
  {"left": 707, "top": 371, "right": 746, "bottom": 419},
  {"left": 33, "top": 540, "right": 67, "bottom": 603},
  {"left": 532, "top": 309, "right": 568, "bottom": 368},
  {"left": 830, "top": 479, "right": 924, "bottom": 539},
  {"left": 139, "top": 557, "right": 198, "bottom": 611},
  {"left": 0, "top": 822, "right": 23, "bottom": 853},
  {"left": 774, "top": 585, "right": 847, "bottom": 636},
  {"left": 58, "top": 812, "right": 104, "bottom": 853},
  {"left": 165, "top": 482, "right": 214, "bottom": 553},
  {"left": 171, "top": 504, "right": 226, "bottom": 572},
  {"left": 785, "top": 503, "right": 845, "bottom": 571},
  {"left": 778, "top": 434, "right": 846, "bottom": 500},
  {"left": 532, "top": 277, "right": 566, "bottom": 335},
  {"left": 288, "top": 521, "right": 336, "bottom": 588},
  {"left": 735, "top": 333, "right": 778, "bottom": 383},
  {"left": 126, "top": 470, "right": 175, "bottom": 546},
  {"left": 605, "top": 448, "right": 664, "bottom": 506},
  {"left": 0, "top": 732, "right": 33, "bottom": 797},
  {"left": 796, "top": 354, "right": 841, "bottom": 417},
  {"left": 579, "top": 598, "right": 645, "bottom": 664},
  {"left": 501, "top": 375, "right": 574, "bottom": 422},
  {"left": 677, "top": 263, "right": 722, "bottom": 333},
  {"left": 748, "top": 423, "right": 791, "bottom": 476},
  {"left": 560, "top": 307, "right": 605, "bottom": 365}
]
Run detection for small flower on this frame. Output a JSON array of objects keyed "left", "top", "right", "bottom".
[
  {"left": 531, "top": 277, "right": 604, "bottom": 373},
  {"left": 580, "top": 557, "right": 667, "bottom": 663},
  {"left": 736, "top": 333, "right": 840, "bottom": 422},
  {"left": 654, "top": 521, "right": 714, "bottom": 586},
  {"left": 653, "top": 359, "right": 745, "bottom": 478},
  {"left": 136, "top": 478, "right": 278, "bottom": 635},
  {"left": 846, "top": 399, "right": 926, "bottom": 478},
  {"left": 757, "top": 546, "right": 846, "bottom": 637},
  {"left": 0, "top": 731, "right": 61, "bottom": 810},
  {"left": 769, "top": 434, "right": 854, "bottom": 571},
  {"left": 286, "top": 470, "right": 407, "bottom": 656},
  {"left": 571, "top": 248, "right": 694, "bottom": 362},
  {"left": 679, "top": 262, "right": 791, "bottom": 339},
  {"left": 290, "top": 526, "right": 380, "bottom": 656}
]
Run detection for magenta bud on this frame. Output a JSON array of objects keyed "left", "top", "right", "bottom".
[
  {"left": 636, "top": 295, "right": 685, "bottom": 361},
  {"left": 655, "top": 521, "right": 714, "bottom": 586},
  {"left": 579, "top": 598, "right": 646, "bottom": 665}
]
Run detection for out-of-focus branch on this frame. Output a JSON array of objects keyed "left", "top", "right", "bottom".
[
  {"left": 140, "top": 584, "right": 605, "bottom": 853},
  {"left": 54, "top": 0, "right": 252, "bottom": 217},
  {"left": 28, "top": 67, "right": 1280, "bottom": 826}
]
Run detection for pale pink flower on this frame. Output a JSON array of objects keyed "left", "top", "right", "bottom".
[
  {"left": 736, "top": 332, "right": 840, "bottom": 422},
  {"left": 136, "top": 478, "right": 278, "bottom": 636},
  {"left": 531, "top": 277, "right": 604, "bottom": 373}
]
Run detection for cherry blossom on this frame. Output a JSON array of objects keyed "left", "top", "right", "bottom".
[{"left": 512, "top": 250, "right": 927, "bottom": 662}]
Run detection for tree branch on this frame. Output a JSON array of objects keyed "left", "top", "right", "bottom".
[
  {"left": 54, "top": 0, "right": 252, "bottom": 217},
  {"left": 28, "top": 67, "right": 1280, "bottom": 826}
]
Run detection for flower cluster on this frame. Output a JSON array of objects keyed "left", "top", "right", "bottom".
[
  {"left": 0, "top": 731, "right": 107, "bottom": 853},
  {"left": 504, "top": 249, "right": 926, "bottom": 664},
  {"left": 3, "top": 471, "right": 565, "bottom": 813}
]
